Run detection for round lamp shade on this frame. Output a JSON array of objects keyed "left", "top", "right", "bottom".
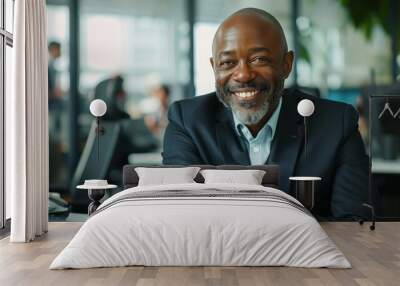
[
  {"left": 297, "top": 99, "right": 315, "bottom": 117},
  {"left": 89, "top": 99, "right": 107, "bottom": 117}
]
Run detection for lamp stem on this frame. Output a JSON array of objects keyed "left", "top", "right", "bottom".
[
  {"left": 96, "top": 117, "right": 100, "bottom": 163},
  {"left": 304, "top": 116, "right": 307, "bottom": 162}
]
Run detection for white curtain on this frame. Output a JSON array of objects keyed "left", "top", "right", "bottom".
[{"left": 7, "top": 0, "right": 49, "bottom": 242}]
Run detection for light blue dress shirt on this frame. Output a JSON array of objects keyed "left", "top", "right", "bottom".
[{"left": 233, "top": 97, "right": 282, "bottom": 165}]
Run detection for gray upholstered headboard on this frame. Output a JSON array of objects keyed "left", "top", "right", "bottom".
[{"left": 123, "top": 164, "right": 280, "bottom": 189}]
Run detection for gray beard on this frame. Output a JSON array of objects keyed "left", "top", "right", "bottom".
[
  {"left": 232, "top": 100, "right": 270, "bottom": 125},
  {"left": 215, "top": 91, "right": 271, "bottom": 125}
]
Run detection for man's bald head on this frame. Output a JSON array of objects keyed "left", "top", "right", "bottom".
[{"left": 212, "top": 8, "right": 288, "bottom": 57}]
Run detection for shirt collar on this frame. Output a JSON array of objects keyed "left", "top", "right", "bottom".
[{"left": 233, "top": 96, "right": 282, "bottom": 140}]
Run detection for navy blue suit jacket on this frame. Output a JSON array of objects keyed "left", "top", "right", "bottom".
[{"left": 162, "top": 88, "right": 369, "bottom": 218}]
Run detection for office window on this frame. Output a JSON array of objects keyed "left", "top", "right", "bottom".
[
  {"left": 194, "top": 23, "right": 217, "bottom": 96},
  {"left": 5, "top": 44, "right": 11, "bottom": 220},
  {"left": 5, "top": 0, "right": 13, "bottom": 33},
  {"left": 298, "top": 0, "right": 392, "bottom": 89},
  {"left": 47, "top": 5, "right": 69, "bottom": 92},
  {"left": 46, "top": 4, "right": 70, "bottom": 191},
  {"left": 80, "top": 0, "right": 189, "bottom": 115},
  {"left": 1, "top": 0, "right": 14, "bottom": 229}
]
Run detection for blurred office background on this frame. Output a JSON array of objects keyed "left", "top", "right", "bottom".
[{"left": 44, "top": 0, "right": 400, "bottom": 220}]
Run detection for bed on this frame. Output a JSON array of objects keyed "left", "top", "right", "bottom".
[{"left": 50, "top": 165, "right": 350, "bottom": 269}]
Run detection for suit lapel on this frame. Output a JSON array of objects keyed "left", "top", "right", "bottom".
[
  {"left": 215, "top": 105, "right": 250, "bottom": 165},
  {"left": 268, "top": 89, "right": 304, "bottom": 193}
]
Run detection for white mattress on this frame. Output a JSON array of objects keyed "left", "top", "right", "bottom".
[{"left": 50, "top": 183, "right": 350, "bottom": 269}]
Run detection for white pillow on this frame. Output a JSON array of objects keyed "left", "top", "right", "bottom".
[
  {"left": 200, "top": 169, "right": 266, "bottom": 185},
  {"left": 135, "top": 167, "right": 201, "bottom": 186}
]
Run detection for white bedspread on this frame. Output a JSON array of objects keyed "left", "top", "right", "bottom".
[{"left": 50, "top": 183, "right": 350, "bottom": 269}]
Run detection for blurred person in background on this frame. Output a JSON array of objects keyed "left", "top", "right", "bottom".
[
  {"left": 144, "top": 84, "right": 170, "bottom": 142},
  {"left": 48, "top": 41, "right": 64, "bottom": 142},
  {"left": 48, "top": 41, "right": 67, "bottom": 189},
  {"left": 48, "top": 41, "right": 69, "bottom": 216}
]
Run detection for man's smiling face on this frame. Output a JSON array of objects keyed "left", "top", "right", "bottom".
[{"left": 211, "top": 13, "right": 293, "bottom": 126}]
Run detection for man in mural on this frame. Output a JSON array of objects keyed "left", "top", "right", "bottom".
[
  {"left": 162, "top": 8, "right": 369, "bottom": 219},
  {"left": 48, "top": 41, "right": 64, "bottom": 142}
]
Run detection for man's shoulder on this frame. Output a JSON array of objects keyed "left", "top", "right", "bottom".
[
  {"left": 169, "top": 92, "right": 221, "bottom": 118},
  {"left": 172, "top": 92, "right": 219, "bottom": 108},
  {"left": 287, "top": 88, "right": 355, "bottom": 115},
  {"left": 286, "top": 88, "right": 359, "bottom": 128}
]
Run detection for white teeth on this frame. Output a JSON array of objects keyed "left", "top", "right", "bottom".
[{"left": 234, "top": 91, "right": 257, "bottom": 98}]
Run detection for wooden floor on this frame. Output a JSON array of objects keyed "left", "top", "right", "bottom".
[{"left": 0, "top": 222, "right": 399, "bottom": 286}]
